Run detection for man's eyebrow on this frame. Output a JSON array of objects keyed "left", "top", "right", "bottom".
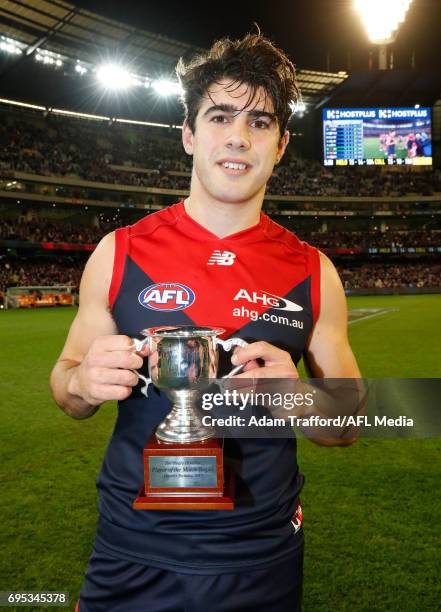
[{"left": 202, "top": 104, "right": 276, "bottom": 120}]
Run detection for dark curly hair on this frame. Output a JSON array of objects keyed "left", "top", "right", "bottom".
[{"left": 176, "top": 33, "right": 300, "bottom": 136}]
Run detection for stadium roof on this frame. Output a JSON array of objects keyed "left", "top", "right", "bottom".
[
  {"left": 0, "top": 0, "right": 349, "bottom": 122},
  {"left": 3, "top": 0, "right": 439, "bottom": 127},
  {"left": 296, "top": 70, "right": 348, "bottom": 107},
  {"left": 320, "top": 69, "right": 441, "bottom": 109},
  {"left": 0, "top": 0, "right": 201, "bottom": 74}
]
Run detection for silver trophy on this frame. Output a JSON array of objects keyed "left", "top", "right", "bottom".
[{"left": 133, "top": 326, "right": 247, "bottom": 443}]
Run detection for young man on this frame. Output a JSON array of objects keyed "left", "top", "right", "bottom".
[{"left": 51, "top": 34, "right": 361, "bottom": 612}]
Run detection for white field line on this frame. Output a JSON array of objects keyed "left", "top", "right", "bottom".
[{"left": 348, "top": 308, "right": 399, "bottom": 325}]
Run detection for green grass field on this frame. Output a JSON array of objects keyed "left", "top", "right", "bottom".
[{"left": 1, "top": 295, "right": 440, "bottom": 611}]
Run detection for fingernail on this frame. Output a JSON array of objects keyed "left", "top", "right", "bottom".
[{"left": 232, "top": 354, "right": 239, "bottom": 365}]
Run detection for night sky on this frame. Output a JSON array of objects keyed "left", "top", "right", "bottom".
[{"left": 69, "top": 0, "right": 441, "bottom": 73}]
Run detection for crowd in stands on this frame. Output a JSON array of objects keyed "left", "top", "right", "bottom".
[
  {"left": 0, "top": 219, "right": 99, "bottom": 244},
  {"left": 307, "top": 230, "right": 441, "bottom": 249},
  {"left": 269, "top": 159, "right": 441, "bottom": 197},
  {"left": 2, "top": 109, "right": 441, "bottom": 197},
  {"left": 1, "top": 109, "right": 440, "bottom": 297},
  {"left": 0, "top": 111, "right": 191, "bottom": 190},
  {"left": 0, "top": 259, "right": 440, "bottom": 294},
  {"left": 340, "top": 263, "right": 441, "bottom": 289},
  {"left": 1, "top": 218, "right": 440, "bottom": 249},
  {"left": 0, "top": 260, "right": 82, "bottom": 293}
]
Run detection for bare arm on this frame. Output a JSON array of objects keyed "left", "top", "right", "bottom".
[
  {"left": 299, "top": 252, "right": 364, "bottom": 444},
  {"left": 304, "top": 251, "right": 361, "bottom": 378},
  {"left": 49, "top": 232, "right": 144, "bottom": 419}
]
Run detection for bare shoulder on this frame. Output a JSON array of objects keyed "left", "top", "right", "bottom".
[
  {"left": 305, "top": 250, "right": 360, "bottom": 377},
  {"left": 319, "top": 250, "right": 345, "bottom": 292},
  {"left": 58, "top": 232, "right": 117, "bottom": 363},
  {"left": 317, "top": 250, "right": 348, "bottom": 324},
  {"left": 79, "top": 231, "right": 115, "bottom": 307}
]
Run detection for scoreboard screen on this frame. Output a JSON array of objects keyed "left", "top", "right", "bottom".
[{"left": 322, "top": 107, "right": 432, "bottom": 167}]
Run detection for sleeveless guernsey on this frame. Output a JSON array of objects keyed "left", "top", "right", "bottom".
[{"left": 94, "top": 201, "right": 320, "bottom": 574}]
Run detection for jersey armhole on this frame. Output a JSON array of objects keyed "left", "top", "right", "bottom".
[
  {"left": 310, "top": 247, "right": 321, "bottom": 325},
  {"left": 108, "top": 228, "right": 128, "bottom": 310}
]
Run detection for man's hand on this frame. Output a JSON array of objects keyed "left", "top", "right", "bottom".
[
  {"left": 67, "top": 335, "right": 149, "bottom": 406},
  {"left": 231, "top": 341, "right": 299, "bottom": 379}
]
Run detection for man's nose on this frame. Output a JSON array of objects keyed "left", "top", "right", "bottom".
[{"left": 225, "top": 121, "right": 251, "bottom": 150}]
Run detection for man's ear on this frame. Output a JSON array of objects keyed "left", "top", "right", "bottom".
[
  {"left": 182, "top": 119, "right": 194, "bottom": 155},
  {"left": 275, "top": 130, "right": 290, "bottom": 164}
]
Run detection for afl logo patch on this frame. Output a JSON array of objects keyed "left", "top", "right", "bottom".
[{"left": 138, "top": 283, "right": 195, "bottom": 311}]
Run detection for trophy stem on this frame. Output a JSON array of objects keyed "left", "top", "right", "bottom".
[{"left": 155, "top": 390, "right": 215, "bottom": 443}]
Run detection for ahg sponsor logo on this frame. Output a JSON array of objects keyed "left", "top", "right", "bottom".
[
  {"left": 233, "top": 288, "right": 303, "bottom": 312},
  {"left": 232, "top": 305, "right": 304, "bottom": 329},
  {"left": 138, "top": 283, "right": 195, "bottom": 311}
]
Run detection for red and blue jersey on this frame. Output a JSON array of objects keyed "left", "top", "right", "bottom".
[{"left": 95, "top": 201, "right": 320, "bottom": 573}]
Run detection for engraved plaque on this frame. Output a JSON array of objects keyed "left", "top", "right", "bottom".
[{"left": 149, "top": 456, "right": 217, "bottom": 488}]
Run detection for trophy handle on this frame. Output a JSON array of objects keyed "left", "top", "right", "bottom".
[
  {"left": 132, "top": 337, "right": 149, "bottom": 352},
  {"left": 132, "top": 371, "right": 152, "bottom": 397},
  {"left": 131, "top": 337, "right": 152, "bottom": 397},
  {"left": 215, "top": 337, "right": 249, "bottom": 379}
]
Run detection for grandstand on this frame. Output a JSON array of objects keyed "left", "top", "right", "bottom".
[
  {"left": 0, "top": 1, "right": 439, "bottom": 301},
  {"left": 0, "top": 3, "right": 439, "bottom": 305},
  {"left": 1, "top": 102, "right": 440, "bottom": 301},
  {"left": 1, "top": 113, "right": 440, "bottom": 300},
  {"left": 1, "top": 1, "right": 440, "bottom": 611}
]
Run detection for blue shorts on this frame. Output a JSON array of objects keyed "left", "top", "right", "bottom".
[{"left": 78, "top": 542, "right": 304, "bottom": 612}]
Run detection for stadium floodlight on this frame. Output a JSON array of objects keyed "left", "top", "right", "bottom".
[
  {"left": 96, "top": 64, "right": 133, "bottom": 90},
  {"left": 152, "top": 79, "right": 182, "bottom": 96},
  {"left": 354, "top": 0, "right": 413, "bottom": 45},
  {"left": 0, "top": 36, "right": 23, "bottom": 55},
  {"left": 35, "top": 49, "right": 63, "bottom": 67},
  {"left": 75, "top": 62, "right": 87, "bottom": 75}
]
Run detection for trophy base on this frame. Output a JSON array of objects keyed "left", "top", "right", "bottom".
[
  {"left": 133, "top": 435, "right": 234, "bottom": 510},
  {"left": 133, "top": 466, "right": 234, "bottom": 510}
]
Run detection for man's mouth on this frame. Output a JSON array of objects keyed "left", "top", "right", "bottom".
[
  {"left": 218, "top": 160, "right": 251, "bottom": 173},
  {"left": 222, "top": 161, "right": 247, "bottom": 170}
]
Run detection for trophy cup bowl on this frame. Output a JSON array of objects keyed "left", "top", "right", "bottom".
[
  {"left": 132, "top": 325, "right": 247, "bottom": 510},
  {"left": 146, "top": 326, "right": 223, "bottom": 443}
]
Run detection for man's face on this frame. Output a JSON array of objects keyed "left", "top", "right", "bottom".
[{"left": 182, "top": 79, "right": 289, "bottom": 207}]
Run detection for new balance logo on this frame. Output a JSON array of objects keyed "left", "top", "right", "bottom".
[{"left": 207, "top": 250, "right": 236, "bottom": 266}]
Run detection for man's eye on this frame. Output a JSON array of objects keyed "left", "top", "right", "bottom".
[
  {"left": 211, "top": 115, "right": 228, "bottom": 123},
  {"left": 251, "top": 119, "right": 270, "bottom": 129}
]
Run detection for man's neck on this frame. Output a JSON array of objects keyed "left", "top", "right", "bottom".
[{"left": 183, "top": 197, "right": 262, "bottom": 238}]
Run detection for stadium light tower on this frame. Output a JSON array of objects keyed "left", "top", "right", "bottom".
[
  {"left": 96, "top": 64, "right": 132, "bottom": 90},
  {"left": 354, "top": 0, "right": 414, "bottom": 69},
  {"left": 152, "top": 79, "right": 182, "bottom": 97}
]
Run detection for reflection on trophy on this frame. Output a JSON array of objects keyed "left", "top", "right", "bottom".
[{"left": 132, "top": 326, "right": 247, "bottom": 510}]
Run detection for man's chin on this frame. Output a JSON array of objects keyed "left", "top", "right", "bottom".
[{"left": 213, "top": 187, "right": 264, "bottom": 205}]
